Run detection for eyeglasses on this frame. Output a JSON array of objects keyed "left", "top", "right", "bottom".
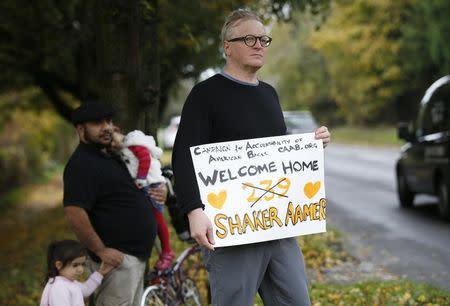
[{"left": 227, "top": 35, "right": 272, "bottom": 48}]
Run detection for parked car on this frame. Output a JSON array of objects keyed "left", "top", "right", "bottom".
[
  {"left": 396, "top": 75, "right": 449, "bottom": 220},
  {"left": 161, "top": 115, "right": 180, "bottom": 149},
  {"left": 283, "top": 111, "right": 318, "bottom": 134}
]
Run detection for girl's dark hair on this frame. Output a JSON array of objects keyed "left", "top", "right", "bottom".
[{"left": 44, "top": 239, "right": 87, "bottom": 285}]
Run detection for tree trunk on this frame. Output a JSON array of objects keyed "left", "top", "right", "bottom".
[
  {"left": 93, "top": 0, "right": 146, "bottom": 131},
  {"left": 142, "top": 0, "right": 160, "bottom": 136},
  {"left": 77, "top": 1, "right": 95, "bottom": 102}
]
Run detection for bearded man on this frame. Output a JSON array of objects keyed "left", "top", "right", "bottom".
[{"left": 63, "top": 102, "right": 166, "bottom": 306}]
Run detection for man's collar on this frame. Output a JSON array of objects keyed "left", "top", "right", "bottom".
[
  {"left": 78, "top": 142, "right": 111, "bottom": 158},
  {"left": 220, "top": 71, "right": 259, "bottom": 86}
]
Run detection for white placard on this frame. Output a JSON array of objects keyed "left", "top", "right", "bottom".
[{"left": 190, "top": 133, "right": 326, "bottom": 247}]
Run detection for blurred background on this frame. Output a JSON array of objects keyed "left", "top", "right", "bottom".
[{"left": 0, "top": 0, "right": 449, "bottom": 305}]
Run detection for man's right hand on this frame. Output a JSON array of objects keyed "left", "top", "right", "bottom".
[
  {"left": 97, "top": 247, "right": 124, "bottom": 267},
  {"left": 188, "top": 208, "right": 215, "bottom": 250}
]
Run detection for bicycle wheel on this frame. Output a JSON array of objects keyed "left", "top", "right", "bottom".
[
  {"left": 141, "top": 285, "right": 176, "bottom": 306},
  {"left": 180, "top": 278, "right": 201, "bottom": 306},
  {"left": 176, "top": 245, "right": 210, "bottom": 305}
]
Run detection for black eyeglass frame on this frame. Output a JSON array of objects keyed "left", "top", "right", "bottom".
[{"left": 227, "top": 35, "right": 273, "bottom": 47}]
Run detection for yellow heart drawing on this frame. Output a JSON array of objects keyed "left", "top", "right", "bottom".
[
  {"left": 304, "top": 181, "right": 321, "bottom": 199},
  {"left": 207, "top": 190, "right": 227, "bottom": 209}
]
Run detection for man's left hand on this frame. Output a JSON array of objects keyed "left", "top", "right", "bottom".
[
  {"left": 315, "top": 126, "right": 331, "bottom": 148},
  {"left": 148, "top": 183, "right": 168, "bottom": 204}
]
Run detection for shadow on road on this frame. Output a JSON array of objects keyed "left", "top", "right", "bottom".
[{"left": 400, "top": 201, "right": 449, "bottom": 224}]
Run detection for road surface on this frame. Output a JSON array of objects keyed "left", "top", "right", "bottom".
[{"left": 325, "top": 143, "right": 450, "bottom": 290}]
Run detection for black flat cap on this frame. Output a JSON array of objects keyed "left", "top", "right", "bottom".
[{"left": 71, "top": 102, "right": 115, "bottom": 125}]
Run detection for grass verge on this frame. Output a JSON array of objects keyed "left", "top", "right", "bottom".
[
  {"left": 331, "top": 125, "right": 404, "bottom": 147},
  {"left": 309, "top": 281, "right": 450, "bottom": 306}
]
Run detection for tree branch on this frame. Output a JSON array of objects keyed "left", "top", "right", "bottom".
[
  {"left": 34, "top": 75, "right": 73, "bottom": 122},
  {"left": 34, "top": 70, "right": 83, "bottom": 101}
]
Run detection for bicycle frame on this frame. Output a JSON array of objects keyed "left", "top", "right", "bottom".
[
  {"left": 140, "top": 167, "right": 208, "bottom": 305},
  {"left": 141, "top": 244, "right": 204, "bottom": 306},
  {"left": 173, "top": 244, "right": 201, "bottom": 272}
]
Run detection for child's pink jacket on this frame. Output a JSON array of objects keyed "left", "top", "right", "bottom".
[{"left": 40, "top": 271, "right": 103, "bottom": 306}]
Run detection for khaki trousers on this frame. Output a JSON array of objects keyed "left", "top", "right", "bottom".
[{"left": 87, "top": 254, "right": 146, "bottom": 306}]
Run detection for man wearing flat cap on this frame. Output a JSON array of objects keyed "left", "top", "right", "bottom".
[{"left": 63, "top": 102, "right": 166, "bottom": 306}]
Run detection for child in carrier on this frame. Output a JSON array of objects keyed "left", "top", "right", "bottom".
[
  {"left": 40, "top": 239, "right": 113, "bottom": 306},
  {"left": 111, "top": 127, "right": 176, "bottom": 271}
]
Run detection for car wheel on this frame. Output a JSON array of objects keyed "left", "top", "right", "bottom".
[
  {"left": 437, "top": 178, "right": 449, "bottom": 221},
  {"left": 397, "top": 168, "right": 414, "bottom": 208}
]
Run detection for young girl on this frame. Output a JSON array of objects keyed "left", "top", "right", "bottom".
[
  {"left": 111, "top": 128, "right": 175, "bottom": 271},
  {"left": 40, "top": 239, "right": 113, "bottom": 306}
]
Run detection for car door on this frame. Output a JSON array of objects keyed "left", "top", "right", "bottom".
[{"left": 410, "top": 82, "right": 450, "bottom": 193}]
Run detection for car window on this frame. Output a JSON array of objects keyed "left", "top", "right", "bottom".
[
  {"left": 283, "top": 111, "right": 318, "bottom": 133},
  {"left": 422, "top": 83, "right": 450, "bottom": 135},
  {"left": 285, "top": 116, "right": 316, "bottom": 128}
]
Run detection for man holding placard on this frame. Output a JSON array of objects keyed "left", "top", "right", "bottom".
[{"left": 172, "top": 8, "right": 331, "bottom": 306}]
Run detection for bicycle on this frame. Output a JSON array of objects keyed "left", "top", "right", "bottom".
[
  {"left": 140, "top": 243, "right": 208, "bottom": 306},
  {"left": 140, "top": 166, "right": 209, "bottom": 306}
]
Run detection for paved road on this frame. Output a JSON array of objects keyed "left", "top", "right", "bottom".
[{"left": 325, "top": 143, "right": 450, "bottom": 290}]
